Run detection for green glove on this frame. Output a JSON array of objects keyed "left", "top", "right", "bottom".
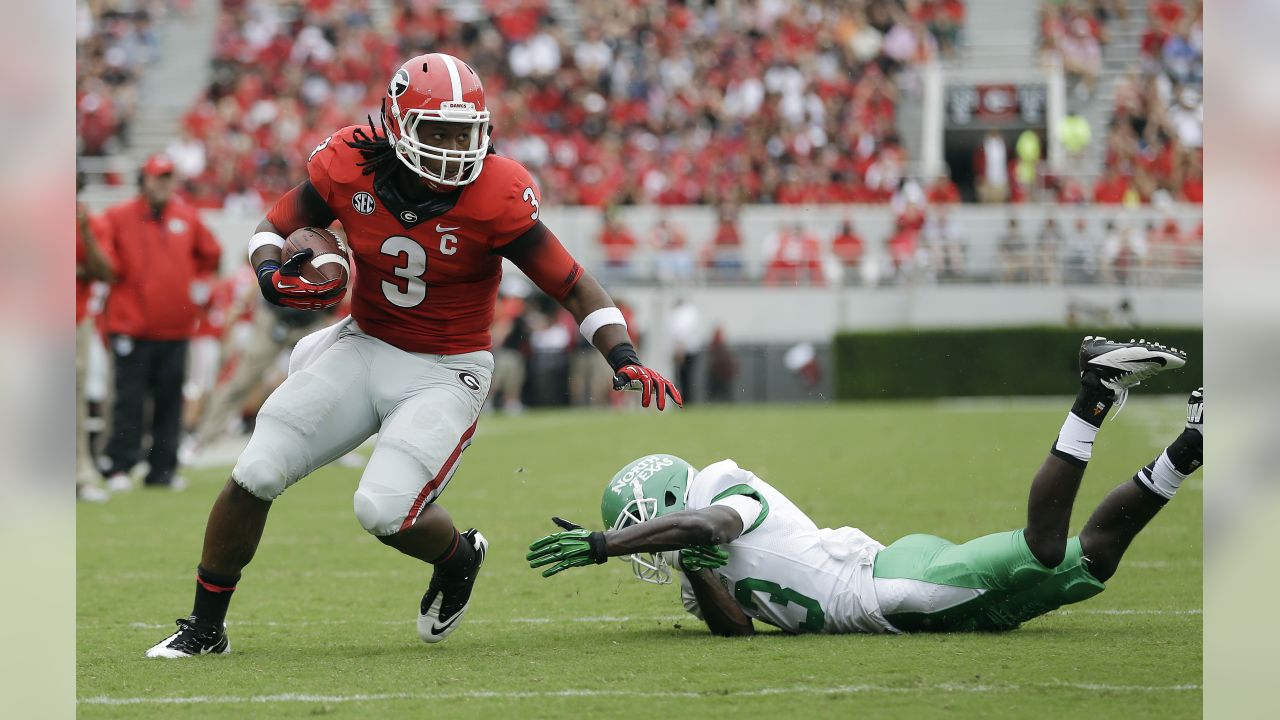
[
  {"left": 526, "top": 517, "right": 608, "bottom": 578},
  {"left": 678, "top": 544, "right": 730, "bottom": 572}
]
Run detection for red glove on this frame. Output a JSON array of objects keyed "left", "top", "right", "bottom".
[
  {"left": 258, "top": 248, "right": 345, "bottom": 311},
  {"left": 612, "top": 364, "right": 684, "bottom": 411}
]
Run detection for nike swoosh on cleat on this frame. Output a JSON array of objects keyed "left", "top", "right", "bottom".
[{"left": 430, "top": 613, "right": 463, "bottom": 636}]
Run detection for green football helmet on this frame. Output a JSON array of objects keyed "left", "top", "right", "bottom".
[{"left": 600, "top": 454, "right": 698, "bottom": 584}]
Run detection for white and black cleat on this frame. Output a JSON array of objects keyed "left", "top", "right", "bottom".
[
  {"left": 145, "top": 617, "right": 230, "bottom": 658},
  {"left": 1186, "top": 387, "right": 1204, "bottom": 435},
  {"left": 1079, "top": 336, "right": 1186, "bottom": 411},
  {"left": 418, "top": 529, "right": 487, "bottom": 644}
]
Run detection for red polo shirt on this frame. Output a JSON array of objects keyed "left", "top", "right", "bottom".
[{"left": 98, "top": 196, "right": 222, "bottom": 340}]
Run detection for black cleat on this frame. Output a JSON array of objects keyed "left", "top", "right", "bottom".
[
  {"left": 1079, "top": 336, "right": 1186, "bottom": 409},
  {"left": 145, "top": 617, "right": 230, "bottom": 658},
  {"left": 1186, "top": 387, "right": 1204, "bottom": 435},
  {"left": 417, "top": 529, "right": 488, "bottom": 643}
]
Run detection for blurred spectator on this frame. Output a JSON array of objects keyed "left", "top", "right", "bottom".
[
  {"left": 526, "top": 298, "right": 574, "bottom": 406},
  {"left": 705, "top": 326, "right": 737, "bottom": 404},
  {"left": 182, "top": 271, "right": 224, "bottom": 431},
  {"left": 489, "top": 292, "right": 530, "bottom": 415},
  {"left": 925, "top": 173, "right": 961, "bottom": 205},
  {"left": 1102, "top": 219, "right": 1147, "bottom": 285},
  {"left": 568, "top": 316, "right": 613, "bottom": 408},
  {"left": 703, "top": 205, "right": 745, "bottom": 282},
  {"left": 596, "top": 209, "right": 638, "bottom": 284},
  {"left": 96, "top": 154, "right": 221, "bottom": 492},
  {"left": 784, "top": 342, "right": 822, "bottom": 391},
  {"left": 1062, "top": 216, "right": 1099, "bottom": 285},
  {"left": 1092, "top": 165, "right": 1130, "bottom": 205},
  {"left": 830, "top": 219, "right": 866, "bottom": 278},
  {"left": 1060, "top": 16, "right": 1102, "bottom": 100},
  {"left": 922, "top": 0, "right": 967, "bottom": 59},
  {"left": 923, "top": 207, "right": 966, "bottom": 281},
  {"left": 997, "top": 217, "right": 1031, "bottom": 283},
  {"left": 651, "top": 216, "right": 694, "bottom": 283},
  {"left": 764, "top": 224, "right": 824, "bottom": 286},
  {"left": 76, "top": 178, "right": 117, "bottom": 503},
  {"left": 1036, "top": 217, "right": 1064, "bottom": 284},
  {"left": 887, "top": 180, "right": 926, "bottom": 275},
  {"left": 166, "top": 127, "right": 208, "bottom": 181},
  {"left": 669, "top": 299, "right": 705, "bottom": 406},
  {"left": 1179, "top": 150, "right": 1202, "bottom": 203},
  {"left": 976, "top": 130, "right": 1009, "bottom": 203}
]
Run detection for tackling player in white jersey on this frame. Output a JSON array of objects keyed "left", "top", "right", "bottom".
[{"left": 528, "top": 337, "right": 1203, "bottom": 635}]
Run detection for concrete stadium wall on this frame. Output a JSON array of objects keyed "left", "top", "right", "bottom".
[
  {"left": 188, "top": 202, "right": 1205, "bottom": 282},
  {"left": 120, "top": 202, "right": 1199, "bottom": 384}
]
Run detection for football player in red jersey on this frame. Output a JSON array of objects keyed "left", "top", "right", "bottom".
[{"left": 147, "top": 53, "right": 682, "bottom": 658}]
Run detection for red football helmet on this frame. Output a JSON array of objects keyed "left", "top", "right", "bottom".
[{"left": 382, "top": 53, "right": 491, "bottom": 187}]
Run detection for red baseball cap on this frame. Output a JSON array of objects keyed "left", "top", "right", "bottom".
[{"left": 141, "top": 154, "right": 176, "bottom": 177}]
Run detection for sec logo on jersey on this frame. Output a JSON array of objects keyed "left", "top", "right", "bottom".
[{"left": 352, "top": 192, "right": 376, "bottom": 215}]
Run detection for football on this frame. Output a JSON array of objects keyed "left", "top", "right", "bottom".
[{"left": 282, "top": 226, "right": 351, "bottom": 288}]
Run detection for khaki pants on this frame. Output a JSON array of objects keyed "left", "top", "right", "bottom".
[
  {"left": 76, "top": 319, "right": 101, "bottom": 487},
  {"left": 195, "top": 310, "right": 327, "bottom": 444},
  {"left": 489, "top": 347, "right": 526, "bottom": 407}
]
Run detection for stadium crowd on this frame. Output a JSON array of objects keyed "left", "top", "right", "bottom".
[
  {"left": 76, "top": 0, "right": 169, "bottom": 157},
  {"left": 1037, "top": 0, "right": 1202, "bottom": 207},
  {"left": 157, "top": 0, "right": 966, "bottom": 209},
  {"left": 75, "top": 0, "right": 1203, "bottom": 503},
  {"left": 1095, "top": 0, "right": 1202, "bottom": 206}
]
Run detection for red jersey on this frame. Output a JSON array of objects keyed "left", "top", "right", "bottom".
[{"left": 269, "top": 125, "right": 582, "bottom": 354}]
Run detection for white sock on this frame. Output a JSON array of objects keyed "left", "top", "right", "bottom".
[
  {"left": 1134, "top": 451, "right": 1186, "bottom": 500},
  {"left": 1054, "top": 412, "right": 1099, "bottom": 464}
]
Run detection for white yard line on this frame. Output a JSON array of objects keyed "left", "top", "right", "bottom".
[
  {"left": 94, "top": 608, "right": 1200, "bottom": 632},
  {"left": 80, "top": 558, "right": 1203, "bottom": 584},
  {"left": 79, "top": 682, "right": 1202, "bottom": 706},
  {"left": 1057, "top": 609, "right": 1202, "bottom": 616}
]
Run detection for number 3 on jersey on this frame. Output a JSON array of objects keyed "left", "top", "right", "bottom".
[
  {"left": 735, "top": 578, "right": 825, "bottom": 632},
  {"left": 381, "top": 235, "right": 427, "bottom": 308}
]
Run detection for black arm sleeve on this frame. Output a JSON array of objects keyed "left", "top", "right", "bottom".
[
  {"left": 265, "top": 180, "right": 338, "bottom": 235},
  {"left": 494, "top": 221, "right": 584, "bottom": 301}
]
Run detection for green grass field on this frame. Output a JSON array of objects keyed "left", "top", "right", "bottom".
[{"left": 77, "top": 399, "right": 1201, "bottom": 719}]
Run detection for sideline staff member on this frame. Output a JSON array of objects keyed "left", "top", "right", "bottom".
[{"left": 98, "top": 154, "right": 221, "bottom": 491}]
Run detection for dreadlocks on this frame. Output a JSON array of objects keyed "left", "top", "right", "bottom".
[{"left": 345, "top": 115, "right": 401, "bottom": 178}]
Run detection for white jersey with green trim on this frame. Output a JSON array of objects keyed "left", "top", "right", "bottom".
[{"left": 678, "top": 459, "right": 897, "bottom": 634}]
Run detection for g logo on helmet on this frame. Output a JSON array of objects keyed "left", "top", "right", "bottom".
[{"left": 388, "top": 68, "right": 410, "bottom": 98}]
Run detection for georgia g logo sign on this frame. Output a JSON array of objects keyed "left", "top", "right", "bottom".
[
  {"left": 457, "top": 371, "right": 481, "bottom": 393},
  {"left": 388, "top": 68, "right": 410, "bottom": 98}
]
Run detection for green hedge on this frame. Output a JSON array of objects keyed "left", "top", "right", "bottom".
[{"left": 833, "top": 327, "right": 1202, "bottom": 399}]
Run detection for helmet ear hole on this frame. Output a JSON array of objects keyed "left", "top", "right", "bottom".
[{"left": 664, "top": 490, "right": 678, "bottom": 508}]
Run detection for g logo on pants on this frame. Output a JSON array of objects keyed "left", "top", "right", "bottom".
[{"left": 457, "top": 371, "right": 481, "bottom": 393}]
